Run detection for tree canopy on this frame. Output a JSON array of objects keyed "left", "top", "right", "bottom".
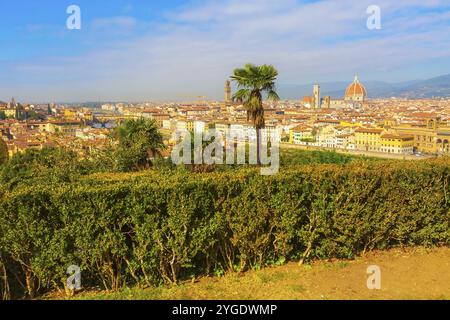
[
  {"left": 113, "top": 118, "right": 165, "bottom": 172},
  {"left": 0, "top": 139, "right": 8, "bottom": 165},
  {"left": 0, "top": 147, "right": 97, "bottom": 190}
]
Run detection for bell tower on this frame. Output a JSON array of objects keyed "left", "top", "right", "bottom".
[
  {"left": 224, "top": 80, "right": 232, "bottom": 104},
  {"left": 313, "top": 84, "right": 320, "bottom": 109}
]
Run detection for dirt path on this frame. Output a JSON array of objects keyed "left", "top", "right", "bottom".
[{"left": 71, "top": 247, "right": 450, "bottom": 300}]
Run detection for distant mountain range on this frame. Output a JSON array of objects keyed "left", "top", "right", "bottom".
[
  {"left": 278, "top": 74, "right": 450, "bottom": 100},
  {"left": 2, "top": 74, "right": 449, "bottom": 104}
]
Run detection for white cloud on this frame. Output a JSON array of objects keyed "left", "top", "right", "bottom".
[
  {"left": 3, "top": 0, "right": 450, "bottom": 102},
  {"left": 91, "top": 16, "right": 137, "bottom": 30}
]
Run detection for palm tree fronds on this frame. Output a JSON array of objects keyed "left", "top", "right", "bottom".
[{"left": 267, "top": 89, "right": 280, "bottom": 102}]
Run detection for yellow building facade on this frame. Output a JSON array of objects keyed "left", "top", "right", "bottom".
[
  {"left": 45, "top": 122, "right": 81, "bottom": 135},
  {"left": 393, "top": 118, "right": 450, "bottom": 154},
  {"left": 63, "top": 109, "right": 78, "bottom": 120},
  {"left": 354, "top": 128, "right": 384, "bottom": 152},
  {"left": 380, "top": 134, "right": 414, "bottom": 154}
]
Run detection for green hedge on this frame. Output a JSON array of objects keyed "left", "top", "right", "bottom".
[{"left": 0, "top": 159, "right": 449, "bottom": 299}]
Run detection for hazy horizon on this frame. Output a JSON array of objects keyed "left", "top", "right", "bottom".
[{"left": 3, "top": 72, "right": 450, "bottom": 105}]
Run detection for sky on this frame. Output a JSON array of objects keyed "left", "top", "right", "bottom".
[{"left": 1, "top": 0, "right": 450, "bottom": 102}]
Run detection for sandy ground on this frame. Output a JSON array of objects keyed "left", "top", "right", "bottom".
[{"left": 68, "top": 246, "right": 450, "bottom": 300}]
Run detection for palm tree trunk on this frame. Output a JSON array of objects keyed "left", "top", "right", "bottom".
[{"left": 256, "top": 127, "right": 261, "bottom": 165}]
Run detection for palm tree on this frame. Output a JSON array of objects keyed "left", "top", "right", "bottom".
[
  {"left": 114, "top": 118, "right": 165, "bottom": 171},
  {"left": 231, "top": 64, "right": 280, "bottom": 164}
]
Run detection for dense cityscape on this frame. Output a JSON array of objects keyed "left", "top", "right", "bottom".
[
  {"left": 2, "top": 76, "right": 450, "bottom": 161},
  {"left": 1, "top": 1, "right": 450, "bottom": 305}
]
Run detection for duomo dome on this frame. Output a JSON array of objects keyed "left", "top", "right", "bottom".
[{"left": 345, "top": 76, "right": 367, "bottom": 102}]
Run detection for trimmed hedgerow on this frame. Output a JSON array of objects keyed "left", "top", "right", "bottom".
[{"left": 0, "top": 159, "right": 449, "bottom": 298}]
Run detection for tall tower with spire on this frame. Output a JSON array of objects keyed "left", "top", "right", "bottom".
[
  {"left": 224, "top": 80, "right": 232, "bottom": 104},
  {"left": 313, "top": 84, "right": 321, "bottom": 109},
  {"left": 10, "top": 97, "right": 24, "bottom": 120},
  {"left": 9, "top": 97, "right": 16, "bottom": 109}
]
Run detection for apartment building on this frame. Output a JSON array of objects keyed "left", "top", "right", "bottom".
[
  {"left": 354, "top": 127, "right": 384, "bottom": 152},
  {"left": 380, "top": 134, "right": 414, "bottom": 154}
]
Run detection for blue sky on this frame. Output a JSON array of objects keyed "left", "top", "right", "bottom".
[{"left": 1, "top": 0, "right": 450, "bottom": 102}]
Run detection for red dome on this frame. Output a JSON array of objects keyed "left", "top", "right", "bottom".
[{"left": 345, "top": 76, "right": 367, "bottom": 98}]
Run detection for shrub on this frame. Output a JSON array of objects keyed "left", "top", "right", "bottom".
[{"left": 0, "top": 159, "right": 449, "bottom": 299}]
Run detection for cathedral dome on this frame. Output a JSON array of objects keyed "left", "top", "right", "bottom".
[{"left": 345, "top": 76, "right": 367, "bottom": 101}]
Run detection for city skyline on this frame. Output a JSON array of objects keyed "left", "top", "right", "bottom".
[
  {"left": 1, "top": 0, "right": 450, "bottom": 102},
  {"left": 3, "top": 72, "right": 450, "bottom": 105}
]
